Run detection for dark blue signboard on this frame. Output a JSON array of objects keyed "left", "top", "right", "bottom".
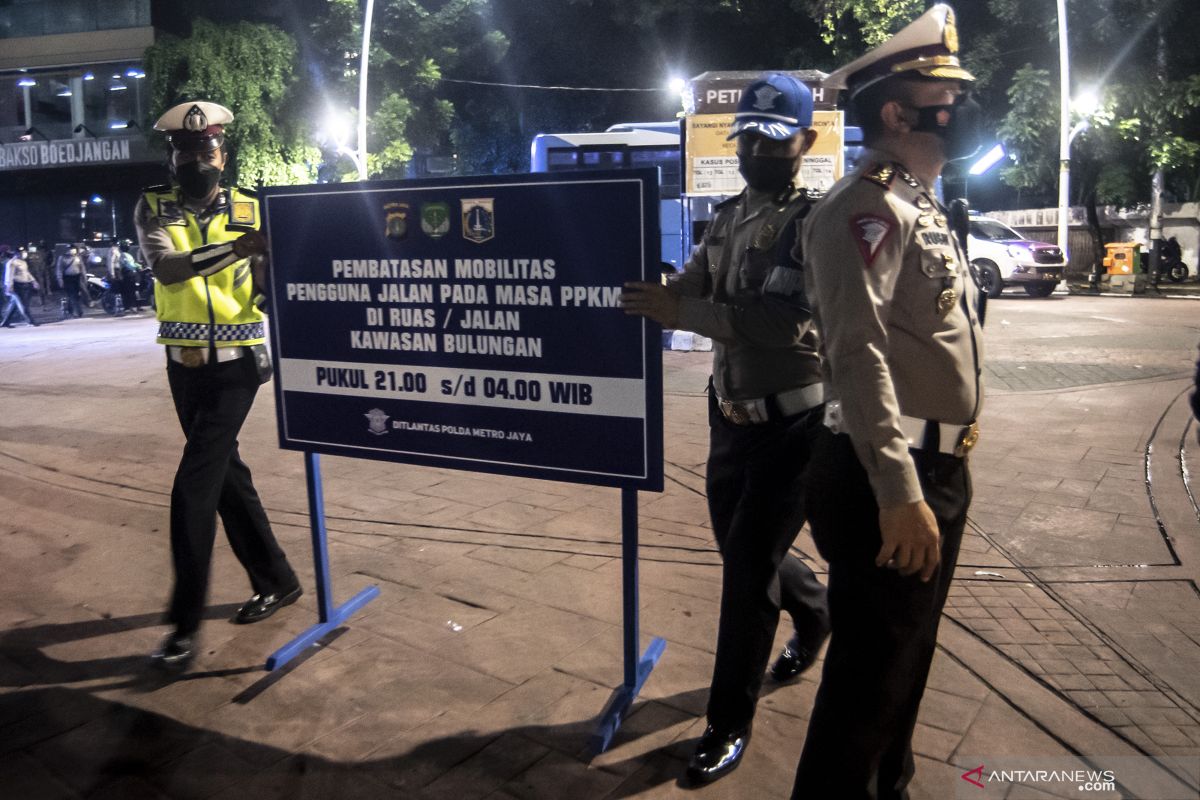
[{"left": 262, "top": 171, "right": 664, "bottom": 491}]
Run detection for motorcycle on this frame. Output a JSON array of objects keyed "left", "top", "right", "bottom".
[
  {"left": 85, "top": 273, "right": 107, "bottom": 306},
  {"left": 99, "top": 269, "right": 156, "bottom": 315},
  {"left": 1162, "top": 255, "right": 1189, "bottom": 283}
]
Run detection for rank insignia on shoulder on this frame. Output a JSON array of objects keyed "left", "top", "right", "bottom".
[
  {"left": 916, "top": 196, "right": 933, "bottom": 210},
  {"left": 157, "top": 200, "right": 183, "bottom": 222},
  {"left": 863, "top": 164, "right": 895, "bottom": 188},
  {"left": 231, "top": 201, "right": 256, "bottom": 225}
]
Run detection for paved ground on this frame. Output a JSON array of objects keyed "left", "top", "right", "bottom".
[{"left": 1, "top": 295, "right": 1199, "bottom": 799}]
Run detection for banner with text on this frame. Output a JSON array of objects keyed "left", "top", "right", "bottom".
[{"left": 263, "top": 171, "right": 664, "bottom": 490}]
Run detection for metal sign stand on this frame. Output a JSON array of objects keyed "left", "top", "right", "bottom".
[
  {"left": 590, "top": 488, "right": 667, "bottom": 753},
  {"left": 266, "top": 452, "right": 380, "bottom": 671}
]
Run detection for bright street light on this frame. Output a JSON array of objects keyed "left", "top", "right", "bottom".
[
  {"left": 667, "top": 76, "right": 686, "bottom": 94},
  {"left": 322, "top": 110, "right": 353, "bottom": 148},
  {"left": 1072, "top": 88, "right": 1100, "bottom": 117},
  {"left": 969, "top": 144, "right": 1006, "bottom": 176}
]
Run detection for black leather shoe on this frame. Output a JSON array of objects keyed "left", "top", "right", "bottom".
[
  {"left": 686, "top": 725, "right": 750, "bottom": 785},
  {"left": 770, "top": 635, "right": 823, "bottom": 683},
  {"left": 234, "top": 585, "right": 302, "bottom": 624},
  {"left": 151, "top": 632, "right": 195, "bottom": 672}
]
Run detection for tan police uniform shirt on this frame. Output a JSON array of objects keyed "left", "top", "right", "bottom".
[
  {"left": 802, "top": 150, "right": 983, "bottom": 507},
  {"left": 671, "top": 186, "right": 822, "bottom": 402}
]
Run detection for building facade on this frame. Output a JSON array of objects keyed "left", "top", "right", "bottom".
[{"left": 0, "top": 0, "right": 160, "bottom": 249}]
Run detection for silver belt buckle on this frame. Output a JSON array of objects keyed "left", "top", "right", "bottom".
[{"left": 718, "top": 398, "right": 753, "bottom": 426}]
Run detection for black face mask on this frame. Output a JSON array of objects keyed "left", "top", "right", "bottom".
[
  {"left": 910, "top": 93, "right": 984, "bottom": 161},
  {"left": 737, "top": 154, "right": 798, "bottom": 195},
  {"left": 174, "top": 160, "right": 222, "bottom": 199}
]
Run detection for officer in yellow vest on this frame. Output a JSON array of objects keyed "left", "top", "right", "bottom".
[{"left": 135, "top": 100, "right": 300, "bottom": 671}]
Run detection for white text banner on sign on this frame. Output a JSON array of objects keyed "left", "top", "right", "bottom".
[{"left": 279, "top": 358, "right": 648, "bottom": 418}]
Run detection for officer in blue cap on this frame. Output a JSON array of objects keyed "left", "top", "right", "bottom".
[{"left": 622, "top": 73, "right": 830, "bottom": 784}]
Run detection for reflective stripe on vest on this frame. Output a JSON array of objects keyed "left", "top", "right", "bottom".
[{"left": 143, "top": 187, "right": 265, "bottom": 347}]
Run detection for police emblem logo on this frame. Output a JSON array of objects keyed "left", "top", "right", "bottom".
[
  {"left": 384, "top": 202, "right": 410, "bottom": 241},
  {"left": 752, "top": 85, "right": 782, "bottom": 111},
  {"left": 183, "top": 104, "right": 208, "bottom": 132},
  {"left": 850, "top": 213, "right": 894, "bottom": 268},
  {"left": 364, "top": 408, "right": 390, "bottom": 435},
  {"left": 231, "top": 201, "right": 255, "bottom": 225},
  {"left": 461, "top": 198, "right": 494, "bottom": 244},
  {"left": 944, "top": 10, "right": 959, "bottom": 53},
  {"left": 420, "top": 202, "right": 451, "bottom": 239}
]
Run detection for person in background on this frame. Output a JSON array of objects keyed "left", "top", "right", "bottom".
[
  {"left": 621, "top": 73, "right": 831, "bottom": 785},
  {"left": 2, "top": 246, "right": 39, "bottom": 327},
  {"left": 26, "top": 243, "right": 49, "bottom": 306},
  {"left": 56, "top": 245, "right": 86, "bottom": 318}
]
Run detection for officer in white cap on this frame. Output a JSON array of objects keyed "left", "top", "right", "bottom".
[
  {"left": 621, "top": 73, "right": 830, "bottom": 784},
  {"left": 135, "top": 100, "right": 301, "bottom": 671},
  {"left": 789, "top": 6, "right": 984, "bottom": 798}
]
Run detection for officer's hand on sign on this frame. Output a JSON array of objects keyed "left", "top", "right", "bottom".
[
  {"left": 233, "top": 230, "right": 267, "bottom": 259},
  {"left": 877, "top": 500, "right": 941, "bottom": 582},
  {"left": 620, "top": 281, "right": 680, "bottom": 328}
]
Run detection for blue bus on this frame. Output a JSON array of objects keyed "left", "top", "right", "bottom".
[{"left": 530, "top": 124, "right": 684, "bottom": 270}]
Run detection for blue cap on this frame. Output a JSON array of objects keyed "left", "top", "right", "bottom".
[{"left": 726, "top": 73, "right": 814, "bottom": 140}]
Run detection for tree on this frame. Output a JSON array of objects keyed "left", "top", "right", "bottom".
[
  {"left": 144, "top": 18, "right": 321, "bottom": 187},
  {"left": 309, "top": 0, "right": 509, "bottom": 180},
  {"left": 985, "top": 0, "right": 1200, "bottom": 206}
]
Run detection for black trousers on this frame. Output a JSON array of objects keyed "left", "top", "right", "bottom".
[
  {"left": 792, "top": 432, "right": 970, "bottom": 800},
  {"left": 63, "top": 279, "right": 84, "bottom": 317},
  {"left": 704, "top": 390, "right": 831, "bottom": 732},
  {"left": 165, "top": 353, "right": 297, "bottom": 636}
]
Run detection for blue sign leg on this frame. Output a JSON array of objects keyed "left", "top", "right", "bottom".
[
  {"left": 266, "top": 452, "right": 380, "bottom": 670},
  {"left": 590, "top": 488, "right": 666, "bottom": 754}
]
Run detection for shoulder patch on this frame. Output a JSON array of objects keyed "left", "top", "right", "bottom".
[
  {"left": 861, "top": 163, "right": 896, "bottom": 189},
  {"left": 237, "top": 186, "right": 259, "bottom": 198},
  {"left": 231, "top": 201, "right": 256, "bottom": 225},
  {"left": 850, "top": 213, "right": 895, "bottom": 268}
]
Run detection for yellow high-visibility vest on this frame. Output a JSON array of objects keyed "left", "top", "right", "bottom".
[{"left": 142, "top": 186, "right": 265, "bottom": 347}]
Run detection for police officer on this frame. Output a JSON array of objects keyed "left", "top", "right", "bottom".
[
  {"left": 621, "top": 73, "right": 830, "bottom": 784},
  {"left": 135, "top": 100, "right": 301, "bottom": 671},
  {"left": 109, "top": 239, "right": 141, "bottom": 314},
  {"left": 2, "top": 247, "right": 39, "bottom": 327},
  {"left": 790, "top": 6, "right": 984, "bottom": 798},
  {"left": 56, "top": 245, "right": 86, "bottom": 318}
]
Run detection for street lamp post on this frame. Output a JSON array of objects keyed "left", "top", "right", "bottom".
[
  {"left": 355, "top": 0, "right": 374, "bottom": 181},
  {"left": 1056, "top": 0, "right": 1071, "bottom": 262}
]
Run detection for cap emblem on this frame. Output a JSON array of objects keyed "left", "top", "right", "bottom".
[
  {"left": 752, "top": 85, "right": 782, "bottom": 111},
  {"left": 943, "top": 9, "right": 959, "bottom": 53},
  {"left": 183, "top": 105, "right": 209, "bottom": 132}
]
